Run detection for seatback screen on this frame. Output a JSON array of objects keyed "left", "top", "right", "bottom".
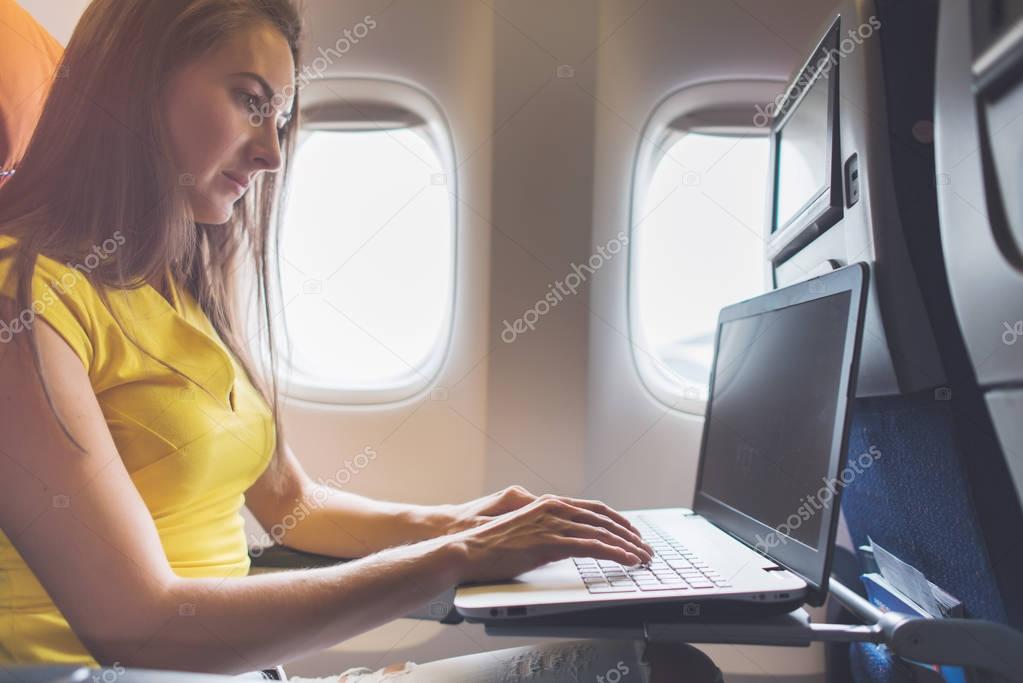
[{"left": 774, "top": 70, "right": 830, "bottom": 230}]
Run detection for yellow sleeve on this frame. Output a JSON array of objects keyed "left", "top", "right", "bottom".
[{"left": 0, "top": 251, "right": 96, "bottom": 371}]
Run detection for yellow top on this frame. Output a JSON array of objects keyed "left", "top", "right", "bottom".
[{"left": 0, "top": 235, "right": 276, "bottom": 665}]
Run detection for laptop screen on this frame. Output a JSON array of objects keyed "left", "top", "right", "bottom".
[{"left": 693, "top": 268, "right": 865, "bottom": 602}]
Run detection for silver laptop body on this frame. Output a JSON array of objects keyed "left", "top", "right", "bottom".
[{"left": 455, "top": 263, "right": 868, "bottom": 620}]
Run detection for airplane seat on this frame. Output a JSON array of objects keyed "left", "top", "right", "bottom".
[
  {"left": 0, "top": 0, "right": 63, "bottom": 187},
  {"left": 828, "top": 0, "right": 1023, "bottom": 680}
]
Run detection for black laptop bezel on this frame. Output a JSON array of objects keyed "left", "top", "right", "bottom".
[{"left": 692, "top": 262, "right": 869, "bottom": 607}]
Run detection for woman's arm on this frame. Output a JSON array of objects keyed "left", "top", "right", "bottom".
[
  {"left": 245, "top": 445, "right": 457, "bottom": 557},
  {"left": 246, "top": 452, "right": 646, "bottom": 559},
  {"left": 0, "top": 319, "right": 651, "bottom": 675}
]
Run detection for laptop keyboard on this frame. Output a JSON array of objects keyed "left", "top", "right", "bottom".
[{"left": 573, "top": 519, "right": 732, "bottom": 593}]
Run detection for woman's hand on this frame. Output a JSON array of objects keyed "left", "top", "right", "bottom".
[
  {"left": 444, "top": 485, "right": 538, "bottom": 533},
  {"left": 446, "top": 485, "right": 645, "bottom": 539},
  {"left": 446, "top": 494, "right": 654, "bottom": 583}
]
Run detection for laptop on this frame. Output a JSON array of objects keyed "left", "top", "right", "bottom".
[{"left": 455, "top": 262, "right": 869, "bottom": 620}]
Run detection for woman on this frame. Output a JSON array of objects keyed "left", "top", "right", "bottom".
[{"left": 0, "top": 1, "right": 721, "bottom": 681}]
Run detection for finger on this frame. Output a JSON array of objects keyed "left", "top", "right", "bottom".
[
  {"left": 530, "top": 498, "right": 651, "bottom": 560},
  {"left": 561, "top": 497, "right": 642, "bottom": 537},
  {"left": 499, "top": 485, "right": 535, "bottom": 502},
  {"left": 562, "top": 507, "right": 653, "bottom": 558},
  {"left": 507, "top": 487, "right": 538, "bottom": 508},
  {"left": 552, "top": 537, "right": 643, "bottom": 567},
  {"left": 553, "top": 499, "right": 652, "bottom": 555},
  {"left": 484, "top": 487, "right": 536, "bottom": 516},
  {"left": 559, "top": 521, "right": 652, "bottom": 563},
  {"left": 510, "top": 485, "right": 535, "bottom": 499},
  {"left": 554, "top": 496, "right": 639, "bottom": 535}
]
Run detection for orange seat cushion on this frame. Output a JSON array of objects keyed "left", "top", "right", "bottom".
[{"left": 0, "top": 0, "right": 63, "bottom": 180}]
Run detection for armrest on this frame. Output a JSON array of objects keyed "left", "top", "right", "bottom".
[
  {"left": 248, "top": 545, "right": 463, "bottom": 624},
  {"left": 249, "top": 544, "right": 341, "bottom": 571},
  {"left": 0, "top": 666, "right": 236, "bottom": 681}
]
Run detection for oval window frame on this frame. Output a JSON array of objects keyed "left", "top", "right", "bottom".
[
  {"left": 627, "top": 79, "right": 785, "bottom": 415},
  {"left": 271, "top": 77, "right": 459, "bottom": 406}
]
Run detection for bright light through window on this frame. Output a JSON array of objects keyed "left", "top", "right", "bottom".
[
  {"left": 275, "top": 128, "right": 454, "bottom": 396},
  {"left": 632, "top": 132, "right": 769, "bottom": 402}
]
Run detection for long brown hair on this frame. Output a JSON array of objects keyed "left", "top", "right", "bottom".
[{"left": 0, "top": 0, "right": 303, "bottom": 490}]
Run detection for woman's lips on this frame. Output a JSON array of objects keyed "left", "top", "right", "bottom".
[{"left": 223, "top": 172, "right": 248, "bottom": 195}]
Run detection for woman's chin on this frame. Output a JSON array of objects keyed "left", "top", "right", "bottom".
[{"left": 194, "top": 203, "right": 235, "bottom": 225}]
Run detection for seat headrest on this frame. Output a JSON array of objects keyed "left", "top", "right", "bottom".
[{"left": 0, "top": 0, "right": 63, "bottom": 184}]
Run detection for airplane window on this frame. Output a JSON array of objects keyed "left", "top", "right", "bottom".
[
  {"left": 631, "top": 132, "right": 770, "bottom": 408},
  {"left": 273, "top": 127, "right": 454, "bottom": 401}
]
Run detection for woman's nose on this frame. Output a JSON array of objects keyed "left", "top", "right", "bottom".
[{"left": 250, "top": 118, "right": 283, "bottom": 173}]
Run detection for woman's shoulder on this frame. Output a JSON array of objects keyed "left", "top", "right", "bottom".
[
  {"left": 0, "top": 233, "right": 109, "bottom": 369},
  {"left": 0, "top": 233, "right": 106, "bottom": 302}
]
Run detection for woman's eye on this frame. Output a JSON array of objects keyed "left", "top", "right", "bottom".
[{"left": 237, "top": 90, "right": 261, "bottom": 112}]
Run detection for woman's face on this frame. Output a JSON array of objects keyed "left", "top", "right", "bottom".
[{"left": 163, "top": 23, "right": 295, "bottom": 225}]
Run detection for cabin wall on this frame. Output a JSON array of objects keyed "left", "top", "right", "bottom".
[
  {"left": 484, "top": 0, "right": 600, "bottom": 498},
  {"left": 18, "top": 0, "right": 89, "bottom": 44}
]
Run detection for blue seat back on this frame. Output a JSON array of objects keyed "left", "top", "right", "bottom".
[{"left": 834, "top": 0, "right": 1023, "bottom": 680}]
